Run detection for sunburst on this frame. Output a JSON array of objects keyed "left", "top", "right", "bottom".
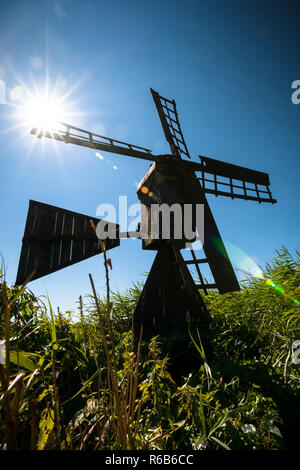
[{"left": 1, "top": 70, "right": 86, "bottom": 163}]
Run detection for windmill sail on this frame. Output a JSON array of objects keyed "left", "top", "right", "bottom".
[
  {"left": 16, "top": 200, "right": 119, "bottom": 285},
  {"left": 150, "top": 88, "right": 191, "bottom": 159},
  {"left": 183, "top": 170, "right": 240, "bottom": 293},
  {"left": 136, "top": 159, "right": 240, "bottom": 294},
  {"left": 197, "top": 156, "right": 277, "bottom": 204},
  {"left": 31, "top": 123, "right": 157, "bottom": 163}
]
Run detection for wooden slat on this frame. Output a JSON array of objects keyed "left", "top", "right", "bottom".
[
  {"left": 16, "top": 200, "right": 119, "bottom": 285},
  {"left": 31, "top": 128, "right": 159, "bottom": 163},
  {"left": 190, "top": 248, "right": 208, "bottom": 295},
  {"left": 197, "top": 283, "right": 217, "bottom": 290},
  {"left": 185, "top": 258, "right": 207, "bottom": 265},
  {"left": 179, "top": 164, "right": 241, "bottom": 294},
  {"left": 202, "top": 187, "right": 276, "bottom": 203},
  {"left": 200, "top": 156, "right": 270, "bottom": 186},
  {"left": 150, "top": 88, "right": 190, "bottom": 159}
]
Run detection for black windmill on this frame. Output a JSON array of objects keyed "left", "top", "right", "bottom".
[{"left": 16, "top": 88, "right": 277, "bottom": 358}]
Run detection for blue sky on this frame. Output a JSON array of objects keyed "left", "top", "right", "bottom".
[{"left": 0, "top": 0, "right": 299, "bottom": 313}]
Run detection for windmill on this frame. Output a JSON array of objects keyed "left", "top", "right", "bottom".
[{"left": 16, "top": 88, "right": 277, "bottom": 359}]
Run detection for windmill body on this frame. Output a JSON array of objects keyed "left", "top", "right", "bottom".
[{"left": 16, "top": 88, "right": 277, "bottom": 356}]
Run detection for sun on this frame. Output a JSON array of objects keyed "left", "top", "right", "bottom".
[
  {"left": 9, "top": 81, "right": 82, "bottom": 160},
  {"left": 13, "top": 80, "right": 81, "bottom": 134},
  {"left": 1, "top": 69, "right": 86, "bottom": 162},
  {"left": 25, "top": 95, "right": 66, "bottom": 129}
]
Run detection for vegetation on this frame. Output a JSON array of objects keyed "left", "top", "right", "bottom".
[{"left": 0, "top": 246, "right": 299, "bottom": 450}]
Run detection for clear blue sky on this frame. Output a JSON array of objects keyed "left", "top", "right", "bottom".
[{"left": 0, "top": 0, "right": 299, "bottom": 313}]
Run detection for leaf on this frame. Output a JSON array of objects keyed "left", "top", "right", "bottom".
[
  {"left": 8, "top": 270, "right": 36, "bottom": 306},
  {"left": 37, "top": 408, "right": 55, "bottom": 450},
  {"left": 37, "top": 389, "right": 49, "bottom": 402},
  {"left": 48, "top": 298, "right": 57, "bottom": 351},
  {"left": 61, "top": 369, "right": 100, "bottom": 405},
  {"left": 199, "top": 385, "right": 206, "bottom": 440},
  {"left": 10, "top": 349, "right": 36, "bottom": 371},
  {"left": 210, "top": 436, "right": 231, "bottom": 450},
  {"left": 173, "top": 419, "right": 186, "bottom": 427}
]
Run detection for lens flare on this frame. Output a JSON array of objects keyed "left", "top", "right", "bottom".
[
  {"left": 260, "top": 272, "right": 299, "bottom": 305},
  {"left": 10, "top": 85, "right": 24, "bottom": 101},
  {"left": 213, "top": 238, "right": 264, "bottom": 279},
  {"left": 141, "top": 186, "right": 149, "bottom": 194},
  {"left": 213, "top": 238, "right": 299, "bottom": 306},
  {"left": 95, "top": 152, "right": 104, "bottom": 160}
]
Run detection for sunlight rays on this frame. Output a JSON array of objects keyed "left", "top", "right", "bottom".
[{"left": 0, "top": 63, "right": 89, "bottom": 167}]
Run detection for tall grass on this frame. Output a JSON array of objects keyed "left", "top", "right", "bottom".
[{"left": 0, "top": 246, "right": 299, "bottom": 449}]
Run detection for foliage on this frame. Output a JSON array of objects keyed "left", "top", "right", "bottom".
[{"left": 0, "top": 246, "right": 299, "bottom": 450}]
